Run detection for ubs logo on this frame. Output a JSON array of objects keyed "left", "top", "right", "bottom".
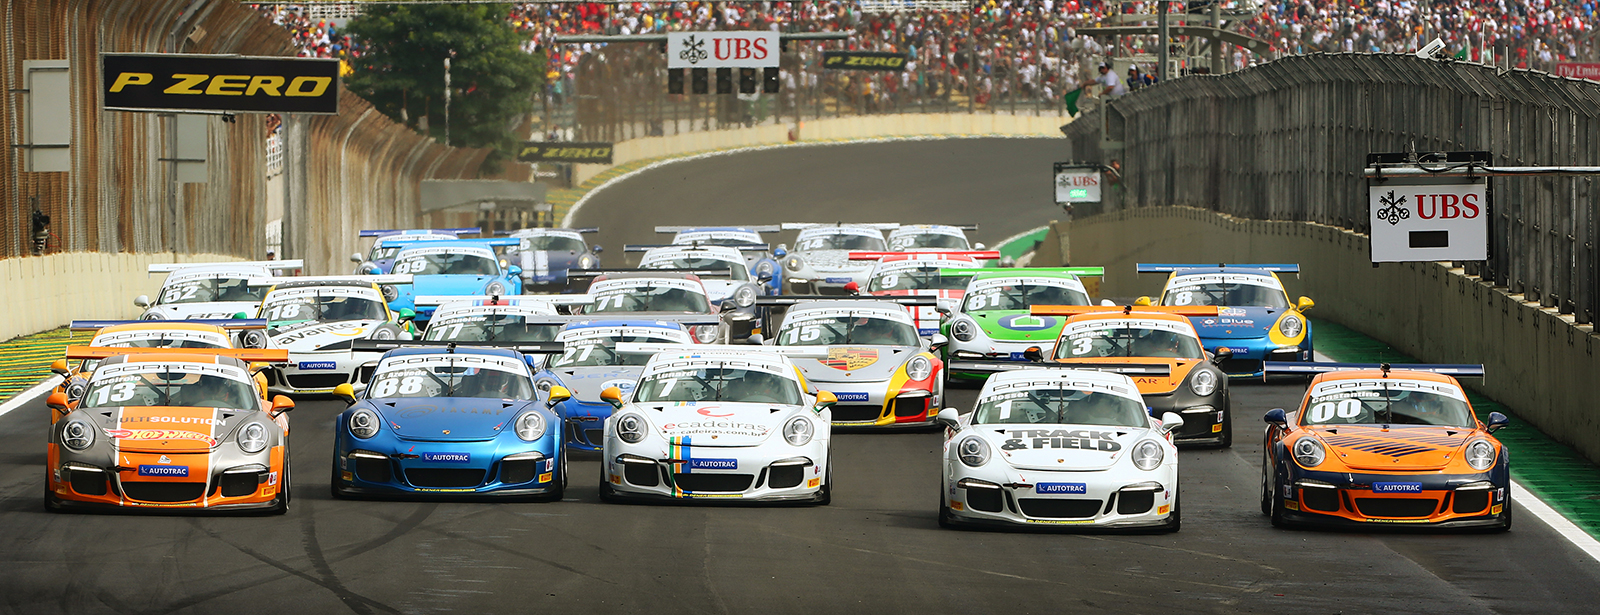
[
  {"left": 679, "top": 36, "right": 708, "bottom": 64},
  {"left": 1376, "top": 190, "right": 1410, "bottom": 226}
]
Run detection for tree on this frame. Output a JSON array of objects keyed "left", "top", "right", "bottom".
[{"left": 345, "top": 5, "right": 543, "bottom": 153}]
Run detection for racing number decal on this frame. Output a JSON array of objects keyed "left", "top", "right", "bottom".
[
  {"left": 880, "top": 274, "right": 899, "bottom": 288},
  {"left": 436, "top": 323, "right": 465, "bottom": 340},
  {"left": 967, "top": 291, "right": 1002, "bottom": 310},
  {"left": 595, "top": 295, "right": 628, "bottom": 310},
  {"left": 268, "top": 303, "right": 304, "bottom": 321},
  {"left": 163, "top": 285, "right": 201, "bottom": 303},
  {"left": 92, "top": 382, "right": 137, "bottom": 406},
  {"left": 1309, "top": 399, "right": 1362, "bottom": 422},
  {"left": 890, "top": 237, "right": 914, "bottom": 250},
  {"left": 782, "top": 324, "right": 823, "bottom": 344},
  {"left": 1071, "top": 338, "right": 1094, "bottom": 355},
  {"left": 559, "top": 344, "right": 598, "bottom": 363},
  {"left": 392, "top": 258, "right": 427, "bottom": 275},
  {"left": 1172, "top": 291, "right": 1194, "bottom": 306},
  {"left": 370, "top": 376, "right": 424, "bottom": 397}
]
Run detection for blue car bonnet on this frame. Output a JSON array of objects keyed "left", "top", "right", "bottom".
[
  {"left": 1189, "top": 306, "right": 1281, "bottom": 340},
  {"left": 372, "top": 397, "right": 536, "bottom": 441}
]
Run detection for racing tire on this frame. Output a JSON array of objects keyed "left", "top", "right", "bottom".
[
  {"left": 268, "top": 460, "right": 291, "bottom": 515},
  {"left": 43, "top": 487, "right": 62, "bottom": 514},
  {"left": 1161, "top": 490, "right": 1182, "bottom": 533},
  {"left": 1486, "top": 483, "right": 1513, "bottom": 533},
  {"left": 1218, "top": 412, "right": 1233, "bottom": 449},
  {"left": 1268, "top": 462, "right": 1289, "bottom": 528},
  {"left": 329, "top": 462, "right": 347, "bottom": 500},
  {"left": 813, "top": 455, "right": 832, "bottom": 506},
  {"left": 1259, "top": 455, "right": 1272, "bottom": 516},
  {"left": 540, "top": 449, "right": 567, "bottom": 503},
  {"left": 937, "top": 481, "right": 956, "bottom": 529},
  {"left": 597, "top": 460, "right": 621, "bottom": 504}
]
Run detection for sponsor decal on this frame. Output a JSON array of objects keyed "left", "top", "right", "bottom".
[
  {"left": 1158, "top": 504, "right": 1171, "bottom": 515},
  {"left": 1363, "top": 518, "right": 1432, "bottom": 523},
  {"left": 1284, "top": 500, "right": 1301, "bottom": 511},
  {"left": 951, "top": 501, "right": 964, "bottom": 511},
  {"left": 268, "top": 472, "right": 279, "bottom": 486},
  {"left": 342, "top": 471, "right": 354, "bottom": 481},
  {"left": 120, "top": 416, "right": 221, "bottom": 426},
  {"left": 105, "top": 428, "right": 218, "bottom": 447},
  {"left": 686, "top": 493, "right": 744, "bottom": 498},
  {"left": 1211, "top": 424, "right": 1223, "bottom": 433},
  {"left": 158, "top": 455, "right": 173, "bottom": 464},
  {"left": 1025, "top": 518, "right": 1095, "bottom": 525},
  {"left": 1372, "top": 482, "right": 1424, "bottom": 494},
  {"left": 517, "top": 142, "right": 614, "bottom": 164},
  {"left": 1035, "top": 483, "right": 1087, "bottom": 495},
  {"left": 102, "top": 53, "right": 339, "bottom": 114},
  {"left": 998, "top": 429, "right": 1123, "bottom": 452},
  {"left": 298, "top": 361, "right": 337, "bottom": 370},
  {"left": 421, "top": 452, "right": 471, "bottom": 463},
  {"left": 997, "top": 315, "right": 1059, "bottom": 332},
  {"left": 273, "top": 322, "right": 368, "bottom": 344},
  {"left": 611, "top": 474, "right": 622, "bottom": 484},
  {"left": 822, "top": 51, "right": 908, "bottom": 71},
  {"left": 1492, "top": 504, "right": 1503, "bottom": 515},
  {"left": 661, "top": 420, "right": 770, "bottom": 438},
  {"left": 1220, "top": 307, "right": 1248, "bottom": 317},
  {"left": 822, "top": 347, "right": 879, "bottom": 371},
  {"left": 415, "top": 488, "right": 475, "bottom": 492},
  {"left": 688, "top": 458, "right": 738, "bottom": 470},
  {"left": 696, "top": 407, "right": 734, "bottom": 418},
  {"left": 538, "top": 472, "right": 554, "bottom": 483},
  {"left": 824, "top": 277, "right": 852, "bottom": 284},
  {"left": 544, "top": 459, "right": 556, "bottom": 472},
  {"left": 137, "top": 464, "right": 189, "bottom": 477},
  {"left": 835, "top": 392, "right": 870, "bottom": 402},
  {"left": 807, "top": 477, "right": 821, "bottom": 488}
]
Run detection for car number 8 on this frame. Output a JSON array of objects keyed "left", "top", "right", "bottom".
[{"left": 1172, "top": 291, "right": 1193, "bottom": 306}]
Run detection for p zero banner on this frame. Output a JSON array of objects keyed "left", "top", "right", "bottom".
[
  {"left": 517, "top": 142, "right": 615, "bottom": 164},
  {"left": 822, "top": 52, "right": 908, "bottom": 71},
  {"left": 102, "top": 53, "right": 340, "bottom": 114},
  {"left": 667, "top": 31, "right": 779, "bottom": 69}
]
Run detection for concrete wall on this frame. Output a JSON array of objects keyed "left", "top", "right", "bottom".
[
  {"left": 1059, "top": 205, "right": 1600, "bottom": 464},
  {"left": 573, "top": 113, "right": 1069, "bottom": 185},
  {"left": 0, "top": 253, "right": 242, "bottom": 342}
]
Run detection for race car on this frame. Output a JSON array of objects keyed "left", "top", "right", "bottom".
[
  {"left": 597, "top": 343, "right": 836, "bottom": 504},
  {"left": 1135, "top": 264, "right": 1315, "bottom": 377},
  {"left": 569, "top": 270, "right": 730, "bottom": 343},
  {"left": 136, "top": 260, "right": 302, "bottom": 320},
  {"left": 330, "top": 341, "right": 569, "bottom": 500},
  {"left": 779, "top": 222, "right": 897, "bottom": 295},
  {"left": 630, "top": 244, "right": 770, "bottom": 339},
  {"left": 936, "top": 366, "right": 1184, "bottom": 530},
  {"left": 768, "top": 300, "right": 944, "bottom": 428},
  {"left": 383, "top": 239, "right": 524, "bottom": 325},
  {"left": 657, "top": 226, "right": 785, "bottom": 295},
  {"left": 941, "top": 267, "right": 1101, "bottom": 381},
  {"left": 887, "top": 224, "right": 979, "bottom": 251},
  {"left": 856, "top": 251, "right": 998, "bottom": 337},
  {"left": 418, "top": 295, "right": 564, "bottom": 344},
  {"left": 50, "top": 319, "right": 268, "bottom": 418},
  {"left": 503, "top": 227, "right": 602, "bottom": 293},
  {"left": 1260, "top": 362, "right": 1510, "bottom": 531},
  {"left": 246, "top": 276, "right": 416, "bottom": 395},
  {"left": 532, "top": 319, "right": 703, "bottom": 452},
  {"left": 1035, "top": 305, "right": 1233, "bottom": 447},
  {"left": 351, "top": 228, "right": 479, "bottom": 274},
  {"left": 44, "top": 346, "right": 295, "bottom": 513}
]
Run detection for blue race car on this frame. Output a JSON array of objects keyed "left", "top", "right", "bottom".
[
  {"left": 532, "top": 318, "right": 704, "bottom": 452},
  {"left": 351, "top": 228, "right": 480, "bottom": 274},
  {"left": 656, "top": 226, "right": 786, "bottom": 295},
  {"left": 331, "top": 341, "right": 570, "bottom": 500},
  {"left": 1135, "top": 264, "right": 1315, "bottom": 377},
  {"left": 385, "top": 239, "right": 524, "bottom": 326},
  {"left": 504, "top": 227, "right": 602, "bottom": 294}
]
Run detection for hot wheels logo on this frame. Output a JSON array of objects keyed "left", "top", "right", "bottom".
[{"left": 104, "top": 428, "right": 218, "bottom": 447}]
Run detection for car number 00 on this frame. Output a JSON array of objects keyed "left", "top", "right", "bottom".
[{"left": 1309, "top": 399, "right": 1362, "bottom": 422}]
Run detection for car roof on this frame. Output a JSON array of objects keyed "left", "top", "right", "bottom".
[
  {"left": 561, "top": 318, "right": 688, "bottom": 331},
  {"left": 1170, "top": 266, "right": 1279, "bottom": 276},
  {"left": 1062, "top": 311, "right": 1195, "bottom": 326},
  {"left": 271, "top": 280, "right": 376, "bottom": 290}
]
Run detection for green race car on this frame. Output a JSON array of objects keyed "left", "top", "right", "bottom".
[{"left": 940, "top": 267, "right": 1103, "bottom": 382}]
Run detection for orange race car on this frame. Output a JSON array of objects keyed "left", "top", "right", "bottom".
[
  {"left": 1259, "top": 362, "right": 1511, "bottom": 531},
  {"left": 45, "top": 346, "right": 295, "bottom": 514},
  {"left": 49, "top": 319, "right": 269, "bottom": 423}
]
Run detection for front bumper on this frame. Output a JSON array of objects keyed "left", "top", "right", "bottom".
[
  {"left": 945, "top": 462, "right": 1177, "bottom": 529},
  {"left": 946, "top": 340, "right": 1058, "bottom": 380},
  {"left": 268, "top": 350, "right": 363, "bottom": 394},
  {"left": 48, "top": 443, "right": 285, "bottom": 512},
  {"left": 813, "top": 379, "right": 939, "bottom": 428},
  {"left": 1205, "top": 338, "right": 1312, "bottom": 377},
  {"left": 1276, "top": 466, "right": 1510, "bottom": 529},
  {"left": 333, "top": 436, "right": 561, "bottom": 497},
  {"left": 558, "top": 398, "right": 614, "bottom": 453},
  {"left": 1141, "top": 392, "right": 1230, "bottom": 446},
  {"left": 604, "top": 439, "right": 828, "bottom": 503}
]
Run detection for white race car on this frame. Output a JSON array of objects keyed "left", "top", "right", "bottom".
[
  {"left": 779, "top": 223, "right": 898, "bottom": 295},
  {"left": 136, "top": 260, "right": 301, "bottom": 320},
  {"left": 768, "top": 300, "right": 944, "bottom": 428},
  {"left": 887, "top": 224, "right": 979, "bottom": 251},
  {"left": 938, "top": 366, "right": 1184, "bottom": 531},
  {"left": 248, "top": 276, "right": 415, "bottom": 395},
  {"left": 598, "top": 343, "right": 836, "bottom": 504},
  {"left": 632, "top": 244, "right": 768, "bottom": 339}
]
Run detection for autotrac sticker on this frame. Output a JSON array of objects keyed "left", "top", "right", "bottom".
[
  {"left": 1000, "top": 428, "right": 1123, "bottom": 451},
  {"left": 94, "top": 361, "right": 252, "bottom": 385},
  {"left": 394, "top": 245, "right": 496, "bottom": 259},
  {"left": 675, "top": 231, "right": 761, "bottom": 244},
  {"left": 1308, "top": 379, "right": 1467, "bottom": 402},
  {"left": 373, "top": 353, "right": 529, "bottom": 379},
  {"left": 1035, "top": 482, "right": 1088, "bottom": 494},
  {"left": 591, "top": 278, "right": 705, "bottom": 295},
  {"left": 1168, "top": 273, "right": 1283, "bottom": 290},
  {"left": 784, "top": 307, "right": 913, "bottom": 325},
  {"left": 91, "top": 330, "right": 231, "bottom": 349},
  {"left": 557, "top": 326, "right": 693, "bottom": 344},
  {"left": 969, "top": 276, "right": 1088, "bottom": 294}
]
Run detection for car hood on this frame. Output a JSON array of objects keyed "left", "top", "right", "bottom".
[
  {"left": 978, "top": 424, "right": 1147, "bottom": 471},
  {"left": 152, "top": 301, "right": 261, "bottom": 320},
  {"left": 412, "top": 275, "right": 496, "bottom": 296},
  {"left": 636, "top": 402, "right": 792, "bottom": 447},
  {"left": 97, "top": 406, "right": 238, "bottom": 453},
  {"left": 544, "top": 366, "right": 642, "bottom": 401},
  {"left": 969, "top": 310, "right": 1067, "bottom": 342},
  {"left": 793, "top": 346, "right": 917, "bottom": 382},
  {"left": 701, "top": 279, "right": 739, "bottom": 301},
  {"left": 371, "top": 398, "right": 536, "bottom": 441},
  {"left": 522, "top": 251, "right": 582, "bottom": 277},
  {"left": 1311, "top": 425, "right": 1473, "bottom": 472},
  {"left": 270, "top": 320, "right": 384, "bottom": 352},
  {"left": 798, "top": 250, "right": 874, "bottom": 273},
  {"left": 1189, "top": 306, "right": 1281, "bottom": 340}
]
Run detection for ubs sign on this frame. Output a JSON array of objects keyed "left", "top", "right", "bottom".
[
  {"left": 667, "top": 32, "right": 779, "bottom": 69},
  {"left": 1368, "top": 177, "right": 1487, "bottom": 262},
  {"left": 1053, "top": 162, "right": 1102, "bottom": 204}
]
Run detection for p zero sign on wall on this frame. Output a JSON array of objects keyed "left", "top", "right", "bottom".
[
  {"left": 102, "top": 53, "right": 340, "bottom": 114},
  {"left": 1367, "top": 177, "right": 1488, "bottom": 263},
  {"left": 667, "top": 32, "right": 779, "bottom": 69}
]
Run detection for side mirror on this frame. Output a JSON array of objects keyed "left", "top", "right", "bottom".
[
  {"left": 47, "top": 392, "right": 69, "bottom": 412},
  {"left": 333, "top": 383, "right": 357, "bottom": 405},
  {"left": 546, "top": 385, "right": 573, "bottom": 407},
  {"left": 930, "top": 333, "right": 948, "bottom": 350},
  {"left": 1264, "top": 408, "right": 1288, "bottom": 428},
  {"left": 719, "top": 301, "right": 739, "bottom": 312},
  {"left": 973, "top": 242, "right": 987, "bottom": 250},
  {"left": 270, "top": 395, "right": 296, "bottom": 415},
  {"left": 814, "top": 390, "right": 838, "bottom": 411},
  {"left": 746, "top": 333, "right": 765, "bottom": 345},
  {"left": 508, "top": 265, "right": 524, "bottom": 276},
  {"left": 599, "top": 386, "right": 625, "bottom": 409},
  {"left": 936, "top": 407, "right": 961, "bottom": 428},
  {"left": 1099, "top": 299, "right": 1116, "bottom": 307},
  {"left": 591, "top": 245, "right": 604, "bottom": 254},
  {"left": 350, "top": 252, "right": 364, "bottom": 263},
  {"left": 773, "top": 247, "right": 787, "bottom": 258},
  {"left": 1157, "top": 411, "right": 1185, "bottom": 434},
  {"left": 757, "top": 271, "right": 773, "bottom": 283},
  {"left": 1486, "top": 411, "right": 1509, "bottom": 433},
  {"left": 396, "top": 308, "right": 416, "bottom": 322},
  {"left": 1134, "top": 296, "right": 1153, "bottom": 306},
  {"left": 935, "top": 305, "right": 952, "bottom": 316},
  {"left": 1022, "top": 346, "right": 1045, "bottom": 363},
  {"left": 1211, "top": 347, "right": 1234, "bottom": 364},
  {"left": 50, "top": 359, "right": 70, "bottom": 377},
  {"left": 134, "top": 295, "right": 150, "bottom": 308},
  {"left": 1297, "top": 296, "right": 1315, "bottom": 311}
]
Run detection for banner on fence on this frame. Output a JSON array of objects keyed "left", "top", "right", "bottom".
[
  {"left": 822, "top": 52, "right": 909, "bottom": 71},
  {"left": 667, "top": 32, "right": 779, "bottom": 69},
  {"left": 517, "top": 142, "right": 615, "bottom": 164},
  {"left": 102, "top": 53, "right": 340, "bottom": 114}
]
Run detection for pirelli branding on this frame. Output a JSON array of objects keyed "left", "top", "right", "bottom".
[
  {"left": 517, "top": 142, "right": 614, "bottom": 164},
  {"left": 822, "top": 52, "right": 908, "bottom": 72},
  {"left": 102, "top": 53, "right": 340, "bottom": 114}
]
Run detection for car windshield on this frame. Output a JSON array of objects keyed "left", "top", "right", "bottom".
[
  {"left": 368, "top": 357, "right": 532, "bottom": 400},
  {"left": 424, "top": 315, "right": 559, "bottom": 342},
  {"left": 973, "top": 388, "right": 1146, "bottom": 426},
  {"left": 367, "top": 246, "right": 399, "bottom": 262},
  {"left": 82, "top": 369, "right": 258, "bottom": 411},
  {"left": 263, "top": 294, "right": 387, "bottom": 326},
  {"left": 392, "top": 252, "right": 499, "bottom": 276},
  {"left": 678, "top": 236, "right": 759, "bottom": 247},
  {"left": 647, "top": 257, "right": 750, "bottom": 281},
  {"left": 1304, "top": 387, "right": 1475, "bottom": 427},
  {"left": 796, "top": 233, "right": 885, "bottom": 252},
  {"left": 869, "top": 267, "right": 970, "bottom": 291},
  {"left": 1162, "top": 282, "right": 1289, "bottom": 309},
  {"left": 588, "top": 285, "right": 708, "bottom": 314},
  {"left": 521, "top": 236, "right": 586, "bottom": 252},
  {"left": 964, "top": 282, "right": 1090, "bottom": 311},
  {"left": 158, "top": 277, "right": 262, "bottom": 305},
  {"left": 778, "top": 315, "right": 920, "bottom": 347},
  {"left": 90, "top": 333, "right": 230, "bottom": 350},
  {"left": 550, "top": 335, "right": 680, "bottom": 367},
  {"left": 1056, "top": 325, "right": 1205, "bottom": 359},
  {"left": 891, "top": 233, "right": 968, "bottom": 250},
  {"left": 633, "top": 366, "right": 802, "bottom": 405}
]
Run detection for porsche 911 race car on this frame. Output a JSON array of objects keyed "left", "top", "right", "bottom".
[
  {"left": 569, "top": 270, "right": 731, "bottom": 343},
  {"left": 383, "top": 239, "right": 524, "bottom": 325},
  {"left": 766, "top": 299, "right": 944, "bottom": 428},
  {"left": 857, "top": 251, "right": 997, "bottom": 337},
  {"left": 504, "top": 227, "right": 602, "bottom": 293},
  {"left": 247, "top": 276, "right": 416, "bottom": 395},
  {"left": 779, "top": 223, "right": 898, "bottom": 295},
  {"left": 45, "top": 346, "right": 295, "bottom": 513},
  {"left": 330, "top": 341, "right": 569, "bottom": 500},
  {"left": 1260, "top": 362, "right": 1510, "bottom": 531},
  {"left": 936, "top": 366, "right": 1183, "bottom": 531},
  {"left": 942, "top": 267, "right": 1101, "bottom": 380},
  {"left": 657, "top": 226, "right": 785, "bottom": 295},
  {"left": 51, "top": 319, "right": 269, "bottom": 419},
  {"left": 136, "top": 260, "right": 302, "bottom": 320},
  {"left": 598, "top": 343, "right": 836, "bottom": 504},
  {"left": 887, "top": 224, "right": 978, "bottom": 251},
  {"left": 417, "top": 295, "right": 564, "bottom": 344},
  {"left": 351, "top": 228, "right": 479, "bottom": 274},
  {"left": 1136, "top": 264, "right": 1315, "bottom": 377},
  {"left": 630, "top": 244, "right": 770, "bottom": 338},
  {"left": 532, "top": 318, "right": 702, "bottom": 452}
]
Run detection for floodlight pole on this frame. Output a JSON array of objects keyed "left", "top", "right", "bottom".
[{"left": 1158, "top": 1, "right": 1169, "bottom": 82}]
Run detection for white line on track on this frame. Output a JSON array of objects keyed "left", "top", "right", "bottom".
[
  {"left": 0, "top": 375, "right": 61, "bottom": 420},
  {"left": 1511, "top": 480, "right": 1600, "bottom": 563}
]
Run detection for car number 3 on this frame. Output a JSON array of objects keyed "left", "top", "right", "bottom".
[{"left": 370, "top": 376, "right": 424, "bottom": 397}]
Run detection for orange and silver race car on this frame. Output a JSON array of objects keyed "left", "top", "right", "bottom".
[
  {"left": 45, "top": 346, "right": 295, "bottom": 514},
  {"left": 49, "top": 319, "right": 268, "bottom": 420},
  {"left": 1259, "top": 362, "right": 1511, "bottom": 531}
]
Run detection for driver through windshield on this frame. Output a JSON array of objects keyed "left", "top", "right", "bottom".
[{"left": 632, "top": 366, "right": 802, "bottom": 405}]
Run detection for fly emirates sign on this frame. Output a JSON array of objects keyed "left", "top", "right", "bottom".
[{"left": 667, "top": 32, "right": 780, "bottom": 69}]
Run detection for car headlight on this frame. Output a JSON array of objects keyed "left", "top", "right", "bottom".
[
  {"left": 734, "top": 285, "right": 757, "bottom": 308},
  {"left": 785, "top": 256, "right": 805, "bottom": 272},
  {"left": 1465, "top": 439, "right": 1496, "bottom": 470},
  {"left": 906, "top": 356, "right": 933, "bottom": 381},
  {"left": 578, "top": 254, "right": 598, "bottom": 268},
  {"left": 1132, "top": 440, "right": 1164, "bottom": 470},
  {"left": 62, "top": 420, "right": 95, "bottom": 451},
  {"left": 755, "top": 260, "right": 776, "bottom": 277},
  {"left": 691, "top": 325, "right": 720, "bottom": 344},
  {"left": 1189, "top": 369, "right": 1217, "bottom": 397},
  {"left": 1278, "top": 314, "right": 1303, "bottom": 338},
  {"left": 783, "top": 416, "right": 814, "bottom": 446},
  {"left": 957, "top": 436, "right": 990, "bottom": 467},
  {"left": 515, "top": 412, "right": 547, "bottom": 442},
  {"left": 349, "top": 409, "right": 380, "bottom": 439},
  {"left": 65, "top": 380, "right": 88, "bottom": 403},
  {"left": 951, "top": 318, "right": 976, "bottom": 342},
  {"left": 370, "top": 327, "right": 396, "bottom": 341},
  {"left": 535, "top": 379, "right": 556, "bottom": 395},
  {"left": 141, "top": 311, "right": 165, "bottom": 321},
  {"left": 485, "top": 281, "right": 507, "bottom": 296},
  {"left": 238, "top": 422, "right": 269, "bottom": 454},
  {"left": 616, "top": 413, "right": 646, "bottom": 443},
  {"left": 1292, "top": 436, "right": 1325, "bottom": 467},
  {"left": 380, "top": 284, "right": 399, "bottom": 302},
  {"left": 240, "top": 330, "right": 267, "bottom": 349}
]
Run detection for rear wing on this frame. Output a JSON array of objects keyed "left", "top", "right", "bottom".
[
  {"left": 70, "top": 319, "right": 267, "bottom": 331},
  {"left": 1136, "top": 263, "right": 1301, "bottom": 274},
  {"left": 623, "top": 244, "right": 771, "bottom": 252},
  {"left": 656, "top": 225, "right": 780, "bottom": 234},
  {"left": 495, "top": 227, "right": 598, "bottom": 235},
  {"left": 66, "top": 346, "right": 288, "bottom": 362},
  {"left": 755, "top": 296, "right": 937, "bottom": 307},
  {"left": 1263, "top": 362, "right": 1485, "bottom": 378},
  {"left": 781, "top": 222, "right": 901, "bottom": 231},
  {"left": 848, "top": 250, "right": 1000, "bottom": 261},
  {"left": 909, "top": 224, "right": 979, "bottom": 231},
  {"left": 349, "top": 339, "right": 565, "bottom": 354},
  {"left": 1030, "top": 305, "right": 1221, "bottom": 317},
  {"left": 615, "top": 342, "right": 829, "bottom": 359},
  {"left": 522, "top": 315, "right": 723, "bottom": 327},
  {"left": 567, "top": 268, "right": 733, "bottom": 280},
  {"left": 360, "top": 227, "right": 480, "bottom": 237},
  {"left": 148, "top": 260, "right": 302, "bottom": 274},
  {"left": 941, "top": 267, "right": 1104, "bottom": 278},
  {"left": 415, "top": 295, "right": 593, "bottom": 307},
  {"left": 249, "top": 274, "right": 412, "bottom": 286},
  {"left": 946, "top": 360, "right": 1174, "bottom": 378}
]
